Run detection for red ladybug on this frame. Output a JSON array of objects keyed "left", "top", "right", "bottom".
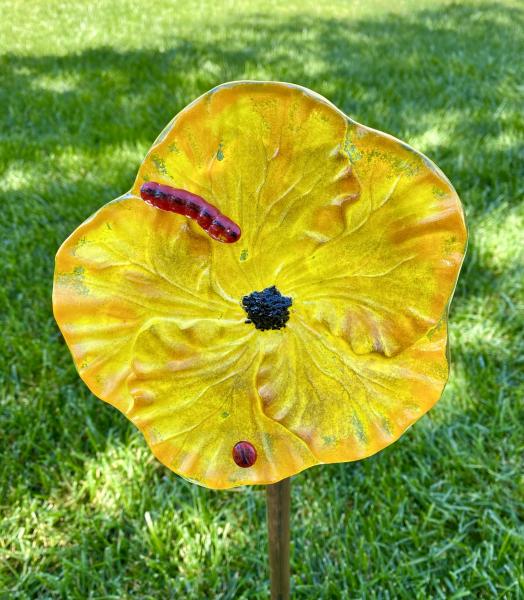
[{"left": 232, "top": 441, "right": 257, "bottom": 468}]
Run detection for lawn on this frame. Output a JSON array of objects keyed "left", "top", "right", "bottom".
[{"left": 1, "top": 0, "right": 523, "bottom": 597}]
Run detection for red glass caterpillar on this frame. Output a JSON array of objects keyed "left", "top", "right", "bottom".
[{"left": 140, "top": 181, "right": 241, "bottom": 243}]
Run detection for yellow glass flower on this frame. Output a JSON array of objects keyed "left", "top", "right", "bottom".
[{"left": 53, "top": 81, "right": 467, "bottom": 489}]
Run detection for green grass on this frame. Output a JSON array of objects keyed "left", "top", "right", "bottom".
[{"left": 1, "top": 0, "right": 523, "bottom": 597}]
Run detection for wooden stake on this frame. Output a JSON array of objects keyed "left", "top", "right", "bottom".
[{"left": 266, "top": 477, "right": 291, "bottom": 600}]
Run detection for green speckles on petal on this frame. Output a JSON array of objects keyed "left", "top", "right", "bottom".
[
  {"left": 426, "top": 317, "right": 445, "bottom": 341},
  {"left": 56, "top": 266, "right": 89, "bottom": 296},
  {"left": 443, "top": 235, "right": 458, "bottom": 255},
  {"left": 216, "top": 142, "right": 224, "bottom": 161},
  {"left": 151, "top": 154, "right": 168, "bottom": 175},
  {"left": 344, "top": 129, "right": 362, "bottom": 164},
  {"left": 432, "top": 186, "right": 447, "bottom": 198},
  {"left": 352, "top": 415, "right": 367, "bottom": 443},
  {"left": 364, "top": 148, "right": 421, "bottom": 177},
  {"left": 240, "top": 249, "right": 248, "bottom": 261},
  {"left": 72, "top": 237, "right": 89, "bottom": 256}
]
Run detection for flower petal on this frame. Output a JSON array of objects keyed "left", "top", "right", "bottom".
[
  {"left": 132, "top": 82, "right": 465, "bottom": 357},
  {"left": 131, "top": 82, "right": 359, "bottom": 301},
  {"left": 53, "top": 195, "right": 239, "bottom": 413},
  {"left": 53, "top": 82, "right": 467, "bottom": 489},
  {"left": 279, "top": 125, "right": 467, "bottom": 356},
  {"left": 127, "top": 320, "right": 317, "bottom": 489},
  {"left": 256, "top": 314, "right": 450, "bottom": 462}
]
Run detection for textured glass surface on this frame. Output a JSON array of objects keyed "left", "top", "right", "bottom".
[{"left": 53, "top": 81, "right": 467, "bottom": 489}]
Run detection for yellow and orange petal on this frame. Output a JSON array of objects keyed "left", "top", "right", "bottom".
[{"left": 53, "top": 81, "right": 467, "bottom": 489}]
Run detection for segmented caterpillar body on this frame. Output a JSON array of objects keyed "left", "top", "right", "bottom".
[{"left": 140, "top": 182, "right": 241, "bottom": 243}]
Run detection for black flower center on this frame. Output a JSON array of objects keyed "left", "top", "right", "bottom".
[{"left": 242, "top": 286, "right": 292, "bottom": 331}]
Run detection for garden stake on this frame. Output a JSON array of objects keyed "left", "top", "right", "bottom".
[
  {"left": 266, "top": 477, "right": 291, "bottom": 600},
  {"left": 53, "top": 81, "right": 467, "bottom": 596}
]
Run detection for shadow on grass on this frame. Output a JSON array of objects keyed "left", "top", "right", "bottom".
[
  {"left": 1, "top": 2, "right": 523, "bottom": 595},
  {"left": 1, "top": 3, "right": 522, "bottom": 181}
]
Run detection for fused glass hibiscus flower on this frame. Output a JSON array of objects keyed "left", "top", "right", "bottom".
[{"left": 53, "top": 81, "right": 467, "bottom": 489}]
